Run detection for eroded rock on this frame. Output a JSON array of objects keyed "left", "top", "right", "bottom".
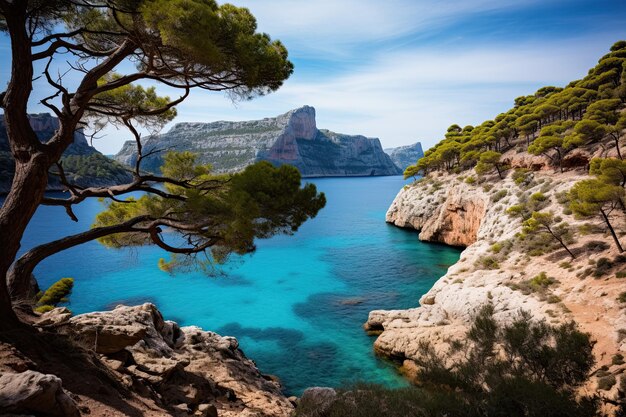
[
  {"left": 65, "top": 303, "right": 294, "bottom": 417},
  {"left": 0, "top": 370, "right": 79, "bottom": 417}
]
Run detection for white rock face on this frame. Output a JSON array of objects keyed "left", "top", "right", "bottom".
[
  {"left": 114, "top": 106, "right": 401, "bottom": 177},
  {"left": 63, "top": 303, "right": 294, "bottom": 417},
  {"left": 384, "top": 142, "right": 424, "bottom": 171},
  {"left": 369, "top": 170, "right": 626, "bottom": 383}
]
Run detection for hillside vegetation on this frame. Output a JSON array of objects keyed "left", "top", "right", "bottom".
[
  {"left": 358, "top": 41, "right": 626, "bottom": 417},
  {"left": 406, "top": 40, "right": 626, "bottom": 179}
]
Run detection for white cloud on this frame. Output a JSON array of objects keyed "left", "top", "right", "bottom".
[
  {"left": 237, "top": 0, "right": 542, "bottom": 57},
  {"left": 89, "top": 35, "right": 616, "bottom": 155}
]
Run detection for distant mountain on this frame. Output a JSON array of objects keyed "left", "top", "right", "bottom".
[
  {"left": 384, "top": 142, "right": 424, "bottom": 171},
  {"left": 0, "top": 113, "right": 132, "bottom": 193},
  {"left": 114, "top": 106, "right": 401, "bottom": 177}
]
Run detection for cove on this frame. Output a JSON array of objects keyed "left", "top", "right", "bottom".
[{"left": 13, "top": 175, "right": 462, "bottom": 395}]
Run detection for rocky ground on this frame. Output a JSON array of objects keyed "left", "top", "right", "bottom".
[
  {"left": 367, "top": 150, "right": 626, "bottom": 403},
  {"left": 0, "top": 304, "right": 294, "bottom": 416}
]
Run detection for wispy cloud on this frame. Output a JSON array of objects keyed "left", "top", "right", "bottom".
[
  {"left": 130, "top": 33, "right": 619, "bottom": 156},
  {"left": 240, "top": 0, "right": 544, "bottom": 57},
  {"left": 2, "top": 1, "right": 626, "bottom": 155}
]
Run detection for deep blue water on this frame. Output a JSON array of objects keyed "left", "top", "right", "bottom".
[{"left": 13, "top": 176, "right": 461, "bottom": 395}]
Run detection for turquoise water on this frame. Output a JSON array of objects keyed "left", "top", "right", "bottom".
[{"left": 14, "top": 176, "right": 461, "bottom": 395}]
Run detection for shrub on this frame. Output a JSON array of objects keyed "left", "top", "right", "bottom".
[
  {"left": 490, "top": 242, "right": 503, "bottom": 254},
  {"left": 612, "top": 353, "right": 625, "bottom": 365},
  {"left": 530, "top": 192, "right": 547, "bottom": 202},
  {"left": 546, "top": 295, "right": 561, "bottom": 304},
  {"left": 465, "top": 176, "right": 476, "bottom": 184},
  {"left": 529, "top": 272, "right": 556, "bottom": 291},
  {"left": 597, "top": 375, "right": 616, "bottom": 391},
  {"left": 476, "top": 256, "right": 500, "bottom": 270},
  {"left": 491, "top": 190, "right": 508, "bottom": 202},
  {"left": 512, "top": 168, "right": 532, "bottom": 186},
  {"left": 585, "top": 241, "right": 610, "bottom": 252},
  {"left": 36, "top": 277, "right": 74, "bottom": 309},
  {"left": 618, "top": 292, "right": 626, "bottom": 303},
  {"left": 34, "top": 305, "right": 55, "bottom": 314},
  {"left": 295, "top": 306, "right": 598, "bottom": 417},
  {"left": 594, "top": 257, "right": 613, "bottom": 278}
]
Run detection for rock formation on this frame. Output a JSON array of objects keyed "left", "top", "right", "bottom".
[
  {"left": 0, "top": 113, "right": 132, "bottom": 193},
  {"left": 69, "top": 303, "right": 294, "bottom": 416},
  {"left": 0, "top": 370, "right": 80, "bottom": 417},
  {"left": 0, "top": 303, "right": 293, "bottom": 417},
  {"left": 384, "top": 142, "right": 424, "bottom": 171},
  {"left": 370, "top": 168, "right": 626, "bottom": 400},
  {"left": 114, "top": 106, "right": 401, "bottom": 177}
]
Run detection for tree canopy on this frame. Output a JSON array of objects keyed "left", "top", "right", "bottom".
[
  {"left": 0, "top": 0, "right": 314, "bottom": 328},
  {"left": 405, "top": 41, "right": 626, "bottom": 177}
]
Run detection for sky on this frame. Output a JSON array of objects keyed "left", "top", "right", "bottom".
[{"left": 2, "top": 0, "right": 626, "bottom": 154}]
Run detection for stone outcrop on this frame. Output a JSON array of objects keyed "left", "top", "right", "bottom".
[
  {"left": 52, "top": 303, "right": 294, "bottom": 417},
  {"left": 370, "top": 170, "right": 626, "bottom": 397},
  {"left": 114, "top": 106, "right": 401, "bottom": 177},
  {"left": 0, "top": 370, "right": 80, "bottom": 417},
  {"left": 386, "top": 179, "right": 486, "bottom": 247},
  {"left": 0, "top": 113, "right": 132, "bottom": 193},
  {"left": 384, "top": 142, "right": 424, "bottom": 171}
]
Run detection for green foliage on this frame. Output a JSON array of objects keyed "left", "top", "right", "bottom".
[
  {"left": 589, "top": 158, "right": 626, "bottom": 186},
  {"left": 512, "top": 168, "right": 532, "bottom": 186},
  {"left": 490, "top": 242, "right": 503, "bottom": 253},
  {"left": 58, "top": 154, "right": 129, "bottom": 182},
  {"left": 403, "top": 164, "right": 420, "bottom": 179},
  {"left": 475, "top": 256, "right": 500, "bottom": 270},
  {"left": 522, "top": 211, "right": 576, "bottom": 258},
  {"left": 296, "top": 306, "right": 599, "bottom": 417},
  {"left": 569, "top": 178, "right": 624, "bottom": 251},
  {"left": 88, "top": 73, "right": 178, "bottom": 129},
  {"left": 35, "top": 278, "right": 74, "bottom": 312},
  {"left": 94, "top": 152, "right": 326, "bottom": 267},
  {"left": 529, "top": 272, "right": 556, "bottom": 290},
  {"left": 475, "top": 150, "right": 505, "bottom": 179},
  {"left": 618, "top": 291, "right": 626, "bottom": 303},
  {"left": 491, "top": 189, "right": 507, "bottom": 202},
  {"left": 413, "top": 41, "right": 626, "bottom": 176}
]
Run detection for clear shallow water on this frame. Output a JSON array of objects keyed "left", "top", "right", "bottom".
[{"left": 14, "top": 176, "right": 461, "bottom": 395}]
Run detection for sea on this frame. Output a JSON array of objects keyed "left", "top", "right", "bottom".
[{"left": 12, "top": 175, "right": 461, "bottom": 395}]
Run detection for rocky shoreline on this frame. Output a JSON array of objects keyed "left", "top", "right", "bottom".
[
  {"left": 0, "top": 304, "right": 293, "bottom": 417},
  {"left": 366, "top": 164, "right": 626, "bottom": 400}
]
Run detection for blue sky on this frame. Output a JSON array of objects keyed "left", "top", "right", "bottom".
[{"left": 2, "top": 0, "right": 626, "bottom": 154}]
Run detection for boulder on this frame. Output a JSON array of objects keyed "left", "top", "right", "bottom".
[
  {"left": 0, "top": 371, "right": 79, "bottom": 417},
  {"left": 64, "top": 303, "right": 294, "bottom": 417},
  {"left": 299, "top": 387, "right": 337, "bottom": 416},
  {"left": 36, "top": 307, "right": 72, "bottom": 327}
]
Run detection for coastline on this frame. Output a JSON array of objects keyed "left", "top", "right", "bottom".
[{"left": 367, "top": 169, "right": 626, "bottom": 398}]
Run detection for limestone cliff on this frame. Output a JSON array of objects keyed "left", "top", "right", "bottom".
[
  {"left": 114, "top": 106, "right": 401, "bottom": 177},
  {"left": 384, "top": 142, "right": 424, "bottom": 172},
  {"left": 369, "top": 169, "right": 626, "bottom": 398},
  {"left": 0, "top": 113, "right": 132, "bottom": 193}
]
